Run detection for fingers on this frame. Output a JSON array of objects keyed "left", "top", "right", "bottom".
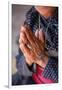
[
  {"left": 19, "top": 31, "right": 28, "bottom": 44},
  {"left": 21, "top": 26, "right": 35, "bottom": 47},
  {"left": 19, "top": 42, "right": 31, "bottom": 56},
  {"left": 19, "top": 42, "right": 34, "bottom": 65},
  {"left": 35, "top": 29, "right": 45, "bottom": 43},
  {"left": 19, "top": 25, "right": 45, "bottom": 55},
  {"left": 19, "top": 26, "right": 34, "bottom": 65},
  {"left": 19, "top": 26, "right": 31, "bottom": 56},
  {"left": 35, "top": 30, "right": 45, "bottom": 48}
]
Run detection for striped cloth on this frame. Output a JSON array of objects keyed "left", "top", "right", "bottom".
[{"left": 24, "top": 6, "right": 58, "bottom": 83}]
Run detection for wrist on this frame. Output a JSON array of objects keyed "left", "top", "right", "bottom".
[
  {"left": 25, "top": 59, "right": 33, "bottom": 66},
  {"left": 35, "top": 55, "right": 48, "bottom": 68}
]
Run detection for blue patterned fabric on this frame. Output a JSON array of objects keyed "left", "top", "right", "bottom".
[
  {"left": 42, "top": 57, "right": 58, "bottom": 82},
  {"left": 24, "top": 6, "right": 58, "bottom": 83}
]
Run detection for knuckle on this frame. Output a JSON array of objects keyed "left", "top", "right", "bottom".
[
  {"left": 20, "top": 32, "right": 25, "bottom": 38},
  {"left": 20, "top": 43, "right": 24, "bottom": 47},
  {"left": 21, "top": 26, "right": 26, "bottom": 32}
]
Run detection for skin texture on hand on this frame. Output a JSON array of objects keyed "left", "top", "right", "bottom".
[{"left": 19, "top": 25, "right": 48, "bottom": 68}]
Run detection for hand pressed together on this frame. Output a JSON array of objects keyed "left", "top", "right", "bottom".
[{"left": 19, "top": 25, "right": 48, "bottom": 68}]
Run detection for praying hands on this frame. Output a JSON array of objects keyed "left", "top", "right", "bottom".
[{"left": 19, "top": 25, "right": 48, "bottom": 68}]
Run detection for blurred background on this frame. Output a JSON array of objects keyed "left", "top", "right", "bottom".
[{"left": 12, "top": 4, "right": 34, "bottom": 85}]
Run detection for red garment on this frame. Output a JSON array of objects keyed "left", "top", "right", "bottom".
[{"left": 32, "top": 65, "right": 55, "bottom": 84}]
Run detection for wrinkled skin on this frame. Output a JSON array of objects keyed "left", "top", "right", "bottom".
[{"left": 19, "top": 25, "right": 48, "bottom": 68}]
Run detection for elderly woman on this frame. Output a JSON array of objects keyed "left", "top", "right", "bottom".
[{"left": 19, "top": 6, "right": 58, "bottom": 84}]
